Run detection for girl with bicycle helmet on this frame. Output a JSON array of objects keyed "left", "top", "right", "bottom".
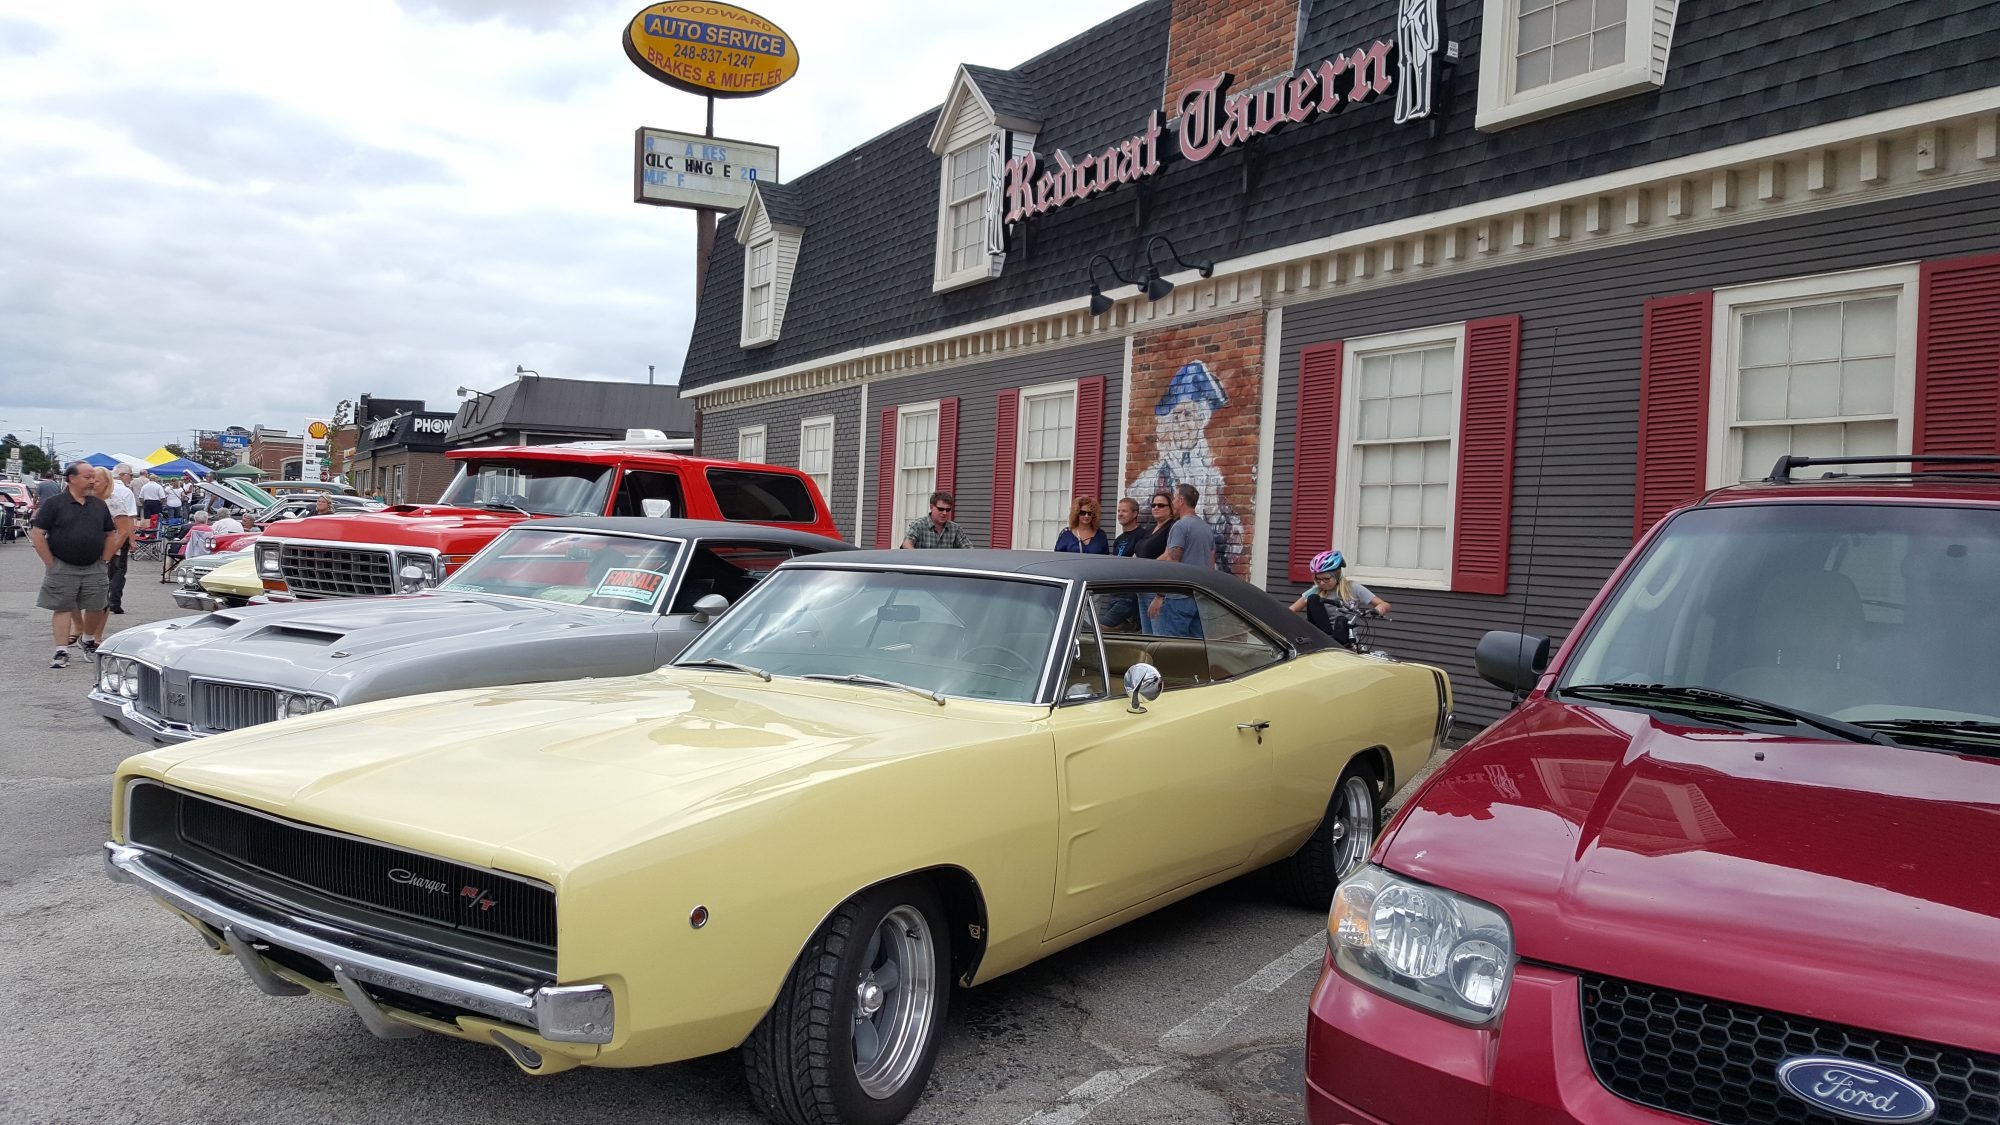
[{"left": 1290, "top": 549, "right": 1392, "bottom": 644}]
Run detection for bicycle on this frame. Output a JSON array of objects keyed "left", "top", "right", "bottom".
[{"left": 1330, "top": 604, "right": 1393, "bottom": 658}]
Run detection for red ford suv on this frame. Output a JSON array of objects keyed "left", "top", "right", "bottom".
[{"left": 1306, "top": 455, "right": 2000, "bottom": 1125}]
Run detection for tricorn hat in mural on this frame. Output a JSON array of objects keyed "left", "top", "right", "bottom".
[{"left": 1155, "top": 360, "right": 1229, "bottom": 415}]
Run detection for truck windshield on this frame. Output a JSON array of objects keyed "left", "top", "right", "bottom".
[
  {"left": 438, "top": 460, "right": 614, "bottom": 517},
  {"left": 1561, "top": 503, "right": 2000, "bottom": 725}
]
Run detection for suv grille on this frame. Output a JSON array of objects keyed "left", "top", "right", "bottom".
[
  {"left": 279, "top": 543, "right": 395, "bottom": 597},
  {"left": 1581, "top": 975, "right": 2000, "bottom": 1124},
  {"left": 127, "top": 782, "right": 555, "bottom": 955},
  {"left": 193, "top": 681, "right": 278, "bottom": 733}
]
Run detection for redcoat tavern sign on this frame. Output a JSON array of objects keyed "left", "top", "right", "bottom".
[{"left": 1004, "top": 0, "right": 1443, "bottom": 224}]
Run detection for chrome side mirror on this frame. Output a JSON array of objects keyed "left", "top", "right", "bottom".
[
  {"left": 690, "top": 593, "right": 730, "bottom": 625},
  {"left": 1123, "top": 662, "right": 1162, "bottom": 714},
  {"left": 641, "top": 498, "right": 672, "bottom": 518}
]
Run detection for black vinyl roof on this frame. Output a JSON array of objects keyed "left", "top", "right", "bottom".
[{"left": 526, "top": 517, "right": 855, "bottom": 553}]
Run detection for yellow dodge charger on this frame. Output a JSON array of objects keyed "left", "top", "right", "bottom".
[{"left": 106, "top": 550, "right": 1451, "bottom": 1125}]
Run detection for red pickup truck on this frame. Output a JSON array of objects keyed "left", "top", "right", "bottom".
[{"left": 252, "top": 436, "right": 841, "bottom": 599}]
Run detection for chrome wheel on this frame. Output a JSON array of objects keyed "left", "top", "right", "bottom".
[
  {"left": 1331, "top": 774, "right": 1377, "bottom": 878},
  {"left": 851, "top": 904, "right": 938, "bottom": 1099}
]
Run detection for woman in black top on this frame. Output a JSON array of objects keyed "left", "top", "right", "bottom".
[{"left": 1135, "top": 490, "right": 1176, "bottom": 559}]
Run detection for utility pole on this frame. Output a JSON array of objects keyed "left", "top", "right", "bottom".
[{"left": 648, "top": 364, "right": 656, "bottom": 385}]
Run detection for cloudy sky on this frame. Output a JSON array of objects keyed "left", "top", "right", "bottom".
[{"left": 0, "top": 0, "right": 1137, "bottom": 463}]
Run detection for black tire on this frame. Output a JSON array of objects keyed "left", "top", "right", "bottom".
[
  {"left": 742, "top": 882, "right": 951, "bottom": 1125},
  {"left": 1275, "top": 759, "right": 1382, "bottom": 909}
]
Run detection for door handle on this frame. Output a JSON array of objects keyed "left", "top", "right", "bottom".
[{"left": 1236, "top": 721, "right": 1271, "bottom": 744}]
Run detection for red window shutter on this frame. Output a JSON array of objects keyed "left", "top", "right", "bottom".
[
  {"left": 991, "top": 389, "right": 1020, "bottom": 549},
  {"left": 1633, "top": 292, "right": 1713, "bottom": 541},
  {"left": 1072, "top": 375, "right": 1106, "bottom": 503},
  {"left": 1289, "top": 342, "right": 1343, "bottom": 583},
  {"left": 1916, "top": 251, "right": 2000, "bottom": 465},
  {"left": 935, "top": 397, "right": 960, "bottom": 497},
  {"left": 874, "top": 408, "right": 897, "bottom": 548},
  {"left": 1452, "top": 316, "right": 1521, "bottom": 595}
]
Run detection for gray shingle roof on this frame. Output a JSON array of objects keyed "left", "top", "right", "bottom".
[
  {"left": 962, "top": 64, "right": 1044, "bottom": 124},
  {"left": 753, "top": 181, "right": 807, "bottom": 230}
]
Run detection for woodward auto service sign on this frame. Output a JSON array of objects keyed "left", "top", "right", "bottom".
[
  {"left": 622, "top": 2, "right": 800, "bottom": 98},
  {"left": 634, "top": 127, "right": 777, "bottom": 211}
]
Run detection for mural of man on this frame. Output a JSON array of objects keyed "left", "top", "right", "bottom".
[{"left": 1125, "top": 360, "right": 1246, "bottom": 574}]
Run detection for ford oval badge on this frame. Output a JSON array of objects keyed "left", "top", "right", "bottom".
[{"left": 1776, "top": 1057, "right": 1937, "bottom": 1123}]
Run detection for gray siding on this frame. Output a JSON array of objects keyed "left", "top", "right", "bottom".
[
  {"left": 701, "top": 386, "right": 864, "bottom": 542},
  {"left": 1272, "top": 181, "right": 2000, "bottom": 736}
]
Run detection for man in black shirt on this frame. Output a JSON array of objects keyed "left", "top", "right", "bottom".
[{"left": 31, "top": 463, "right": 117, "bottom": 669}]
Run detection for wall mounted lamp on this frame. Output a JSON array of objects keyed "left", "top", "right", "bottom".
[
  {"left": 1086, "top": 254, "right": 1137, "bottom": 317},
  {"left": 1140, "top": 236, "right": 1213, "bottom": 302},
  {"left": 515, "top": 365, "right": 540, "bottom": 377}
]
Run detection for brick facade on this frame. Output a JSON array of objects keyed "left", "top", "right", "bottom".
[
  {"left": 1160, "top": 0, "right": 1300, "bottom": 116},
  {"left": 1124, "top": 310, "right": 1265, "bottom": 578}
]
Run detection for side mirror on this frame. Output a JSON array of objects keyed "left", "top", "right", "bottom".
[
  {"left": 641, "top": 498, "right": 672, "bottom": 518},
  {"left": 1474, "top": 630, "right": 1551, "bottom": 695},
  {"left": 691, "top": 593, "right": 730, "bottom": 625},
  {"left": 398, "top": 564, "right": 429, "bottom": 594},
  {"left": 1123, "top": 662, "right": 1163, "bottom": 714}
]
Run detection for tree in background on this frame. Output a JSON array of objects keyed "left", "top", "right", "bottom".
[
  {"left": 166, "top": 442, "right": 237, "bottom": 472},
  {"left": 1, "top": 435, "right": 52, "bottom": 475}
]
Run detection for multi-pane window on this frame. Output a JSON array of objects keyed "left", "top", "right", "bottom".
[
  {"left": 1343, "top": 334, "right": 1462, "bottom": 582},
  {"left": 745, "top": 240, "right": 775, "bottom": 340},
  {"left": 1515, "top": 0, "right": 1626, "bottom": 93},
  {"left": 896, "top": 404, "right": 940, "bottom": 531},
  {"left": 945, "top": 144, "right": 989, "bottom": 275},
  {"left": 1017, "top": 384, "right": 1076, "bottom": 550},
  {"left": 798, "top": 416, "right": 834, "bottom": 500},
  {"left": 737, "top": 425, "right": 766, "bottom": 465}
]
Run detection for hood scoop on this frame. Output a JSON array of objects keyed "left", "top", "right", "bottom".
[{"left": 253, "top": 624, "right": 346, "bottom": 645}]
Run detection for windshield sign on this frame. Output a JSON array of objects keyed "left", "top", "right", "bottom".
[
  {"left": 442, "top": 528, "right": 681, "bottom": 612},
  {"left": 678, "top": 567, "right": 1067, "bottom": 702},
  {"left": 439, "top": 460, "right": 614, "bottom": 517},
  {"left": 1562, "top": 504, "right": 2000, "bottom": 728}
]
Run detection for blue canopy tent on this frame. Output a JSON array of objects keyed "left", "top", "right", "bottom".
[
  {"left": 148, "top": 457, "right": 212, "bottom": 478},
  {"left": 78, "top": 452, "right": 121, "bottom": 469}
]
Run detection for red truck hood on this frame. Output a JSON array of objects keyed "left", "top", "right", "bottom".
[
  {"left": 1385, "top": 700, "right": 2000, "bottom": 1054},
  {"left": 260, "top": 506, "right": 525, "bottom": 551}
]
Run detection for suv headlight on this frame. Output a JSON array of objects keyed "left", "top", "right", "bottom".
[
  {"left": 254, "top": 542, "right": 283, "bottom": 578},
  {"left": 394, "top": 553, "right": 440, "bottom": 592},
  {"left": 276, "top": 692, "right": 336, "bottom": 719},
  {"left": 1329, "top": 865, "right": 1514, "bottom": 1025}
]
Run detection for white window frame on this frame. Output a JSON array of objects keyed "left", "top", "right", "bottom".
[
  {"left": 893, "top": 400, "right": 942, "bottom": 536},
  {"left": 736, "top": 424, "right": 767, "bottom": 465},
  {"left": 933, "top": 135, "right": 1002, "bottom": 293},
  {"left": 1011, "top": 379, "right": 1079, "bottom": 550},
  {"left": 798, "top": 415, "right": 835, "bottom": 501},
  {"left": 1705, "top": 263, "right": 1920, "bottom": 488},
  {"left": 742, "top": 237, "right": 777, "bottom": 346},
  {"left": 1476, "top": 0, "right": 1678, "bottom": 131},
  {"left": 1333, "top": 323, "right": 1467, "bottom": 591}
]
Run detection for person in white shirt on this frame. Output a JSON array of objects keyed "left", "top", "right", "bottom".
[
  {"left": 107, "top": 467, "right": 139, "bottom": 615},
  {"left": 210, "top": 511, "right": 245, "bottom": 536},
  {"left": 162, "top": 482, "right": 184, "bottom": 514},
  {"left": 138, "top": 475, "right": 167, "bottom": 519}
]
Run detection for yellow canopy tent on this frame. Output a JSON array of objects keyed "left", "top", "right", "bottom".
[{"left": 144, "top": 446, "right": 179, "bottom": 466}]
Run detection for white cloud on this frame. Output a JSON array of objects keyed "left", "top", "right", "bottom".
[{"left": 0, "top": 0, "right": 1137, "bottom": 462}]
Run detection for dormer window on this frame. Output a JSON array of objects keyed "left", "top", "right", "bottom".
[
  {"left": 929, "top": 64, "right": 1040, "bottom": 293},
  {"left": 1476, "top": 0, "right": 1680, "bottom": 131},
  {"left": 945, "top": 141, "right": 996, "bottom": 276},
  {"left": 745, "top": 239, "right": 775, "bottom": 339},
  {"left": 736, "top": 183, "right": 804, "bottom": 350}
]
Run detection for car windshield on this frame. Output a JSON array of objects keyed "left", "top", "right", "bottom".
[
  {"left": 1561, "top": 503, "right": 2000, "bottom": 725},
  {"left": 438, "top": 460, "right": 613, "bottom": 517},
  {"left": 441, "top": 527, "right": 682, "bottom": 612},
  {"left": 676, "top": 567, "right": 1067, "bottom": 703}
]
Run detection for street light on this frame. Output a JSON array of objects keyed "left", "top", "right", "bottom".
[{"left": 515, "top": 365, "right": 539, "bottom": 377}]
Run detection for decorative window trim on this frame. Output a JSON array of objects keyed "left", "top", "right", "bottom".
[
  {"left": 1010, "top": 379, "right": 1079, "bottom": 550},
  {"left": 736, "top": 424, "right": 767, "bottom": 464},
  {"left": 893, "top": 400, "right": 942, "bottom": 535},
  {"left": 741, "top": 238, "right": 776, "bottom": 347},
  {"left": 1475, "top": 0, "right": 1678, "bottom": 132},
  {"left": 798, "top": 414, "right": 835, "bottom": 500},
  {"left": 1704, "top": 263, "right": 1921, "bottom": 488},
  {"left": 736, "top": 186, "right": 803, "bottom": 350},
  {"left": 1334, "top": 322, "right": 1467, "bottom": 591}
]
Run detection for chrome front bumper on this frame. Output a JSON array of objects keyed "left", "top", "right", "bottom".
[
  {"left": 102, "top": 843, "right": 613, "bottom": 1044},
  {"left": 89, "top": 691, "right": 202, "bottom": 745},
  {"left": 172, "top": 589, "right": 220, "bottom": 612}
]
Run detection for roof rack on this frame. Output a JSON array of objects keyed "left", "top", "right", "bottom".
[{"left": 1766, "top": 454, "right": 2000, "bottom": 483}]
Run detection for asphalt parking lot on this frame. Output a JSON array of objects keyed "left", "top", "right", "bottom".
[{"left": 0, "top": 541, "right": 1453, "bottom": 1125}]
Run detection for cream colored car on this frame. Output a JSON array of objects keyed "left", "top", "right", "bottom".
[{"left": 106, "top": 551, "right": 1450, "bottom": 1125}]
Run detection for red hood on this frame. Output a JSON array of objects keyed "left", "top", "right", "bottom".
[
  {"left": 1385, "top": 700, "right": 2000, "bottom": 1053},
  {"left": 259, "top": 507, "right": 526, "bottom": 553}
]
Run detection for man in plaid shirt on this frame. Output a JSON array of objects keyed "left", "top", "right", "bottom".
[{"left": 899, "top": 491, "right": 972, "bottom": 549}]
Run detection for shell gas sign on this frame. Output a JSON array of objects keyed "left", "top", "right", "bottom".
[{"left": 622, "top": 2, "right": 799, "bottom": 99}]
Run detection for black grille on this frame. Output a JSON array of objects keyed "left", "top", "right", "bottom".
[
  {"left": 1581, "top": 975, "right": 2000, "bottom": 1124},
  {"left": 279, "top": 543, "right": 395, "bottom": 597},
  {"left": 134, "top": 665, "right": 163, "bottom": 719},
  {"left": 130, "top": 783, "right": 555, "bottom": 954},
  {"left": 193, "top": 681, "right": 278, "bottom": 732}
]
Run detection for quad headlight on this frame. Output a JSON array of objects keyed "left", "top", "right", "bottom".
[
  {"left": 276, "top": 691, "right": 336, "bottom": 719},
  {"left": 97, "top": 656, "right": 141, "bottom": 699},
  {"left": 1329, "top": 865, "right": 1515, "bottom": 1025}
]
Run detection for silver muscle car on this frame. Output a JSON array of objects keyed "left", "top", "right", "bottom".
[{"left": 90, "top": 517, "right": 849, "bottom": 745}]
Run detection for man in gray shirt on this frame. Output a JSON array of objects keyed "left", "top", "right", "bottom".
[{"left": 1148, "top": 483, "right": 1214, "bottom": 637}]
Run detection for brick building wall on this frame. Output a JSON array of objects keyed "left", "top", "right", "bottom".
[
  {"left": 1159, "top": 0, "right": 1299, "bottom": 115},
  {"left": 1124, "top": 310, "right": 1265, "bottom": 578}
]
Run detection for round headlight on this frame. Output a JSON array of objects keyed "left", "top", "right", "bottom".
[
  {"left": 99, "top": 666, "right": 121, "bottom": 693},
  {"left": 121, "top": 673, "right": 140, "bottom": 698},
  {"left": 1448, "top": 937, "right": 1509, "bottom": 1009},
  {"left": 281, "top": 694, "right": 326, "bottom": 719}
]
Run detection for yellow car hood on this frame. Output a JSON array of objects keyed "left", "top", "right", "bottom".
[
  {"left": 136, "top": 673, "right": 1020, "bottom": 877},
  {"left": 199, "top": 555, "right": 264, "bottom": 597}
]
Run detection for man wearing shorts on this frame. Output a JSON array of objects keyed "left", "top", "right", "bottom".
[{"left": 31, "top": 463, "right": 117, "bottom": 669}]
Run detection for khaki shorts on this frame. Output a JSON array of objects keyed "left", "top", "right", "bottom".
[{"left": 38, "top": 559, "right": 109, "bottom": 613}]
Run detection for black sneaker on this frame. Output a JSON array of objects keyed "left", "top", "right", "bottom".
[
  {"left": 79, "top": 638, "right": 99, "bottom": 663},
  {"left": 51, "top": 649, "right": 68, "bottom": 670}
]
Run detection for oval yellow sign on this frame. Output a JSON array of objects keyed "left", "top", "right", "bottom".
[{"left": 622, "top": 2, "right": 800, "bottom": 99}]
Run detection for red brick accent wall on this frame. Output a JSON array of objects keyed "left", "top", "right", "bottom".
[
  {"left": 1161, "top": 0, "right": 1301, "bottom": 117},
  {"left": 1124, "top": 311, "right": 1265, "bottom": 577}
]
